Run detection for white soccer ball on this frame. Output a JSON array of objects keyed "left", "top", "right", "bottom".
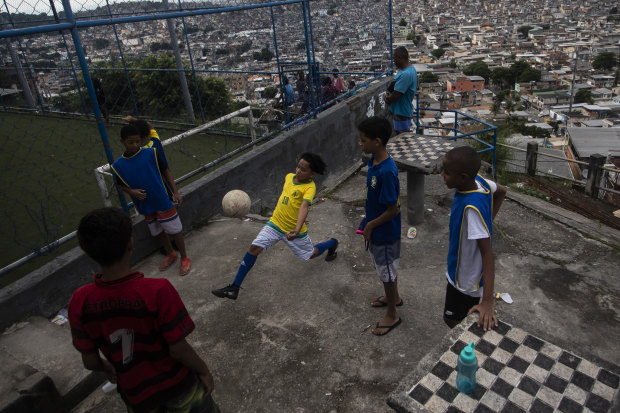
[{"left": 222, "top": 190, "right": 251, "bottom": 218}]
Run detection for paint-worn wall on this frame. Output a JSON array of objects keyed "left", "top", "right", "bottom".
[{"left": 0, "top": 78, "right": 391, "bottom": 330}]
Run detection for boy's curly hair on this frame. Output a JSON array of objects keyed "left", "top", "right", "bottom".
[{"left": 299, "top": 152, "right": 326, "bottom": 175}]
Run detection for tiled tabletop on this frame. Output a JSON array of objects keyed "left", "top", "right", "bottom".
[
  {"left": 387, "top": 133, "right": 455, "bottom": 174},
  {"left": 400, "top": 321, "right": 619, "bottom": 413}
]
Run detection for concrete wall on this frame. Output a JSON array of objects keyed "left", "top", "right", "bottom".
[{"left": 0, "top": 78, "right": 391, "bottom": 330}]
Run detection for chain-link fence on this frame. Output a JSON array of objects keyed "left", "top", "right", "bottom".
[{"left": 0, "top": 0, "right": 395, "bottom": 282}]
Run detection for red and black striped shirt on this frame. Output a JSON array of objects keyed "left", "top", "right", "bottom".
[{"left": 69, "top": 271, "right": 195, "bottom": 412}]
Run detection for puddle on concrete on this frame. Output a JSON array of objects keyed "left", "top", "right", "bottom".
[
  {"left": 531, "top": 267, "right": 584, "bottom": 302},
  {"left": 531, "top": 267, "right": 619, "bottom": 323}
]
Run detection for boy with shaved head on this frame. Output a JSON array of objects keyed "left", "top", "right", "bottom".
[{"left": 441, "top": 146, "right": 506, "bottom": 331}]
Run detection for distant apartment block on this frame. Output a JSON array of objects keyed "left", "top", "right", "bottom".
[{"left": 446, "top": 75, "right": 485, "bottom": 93}]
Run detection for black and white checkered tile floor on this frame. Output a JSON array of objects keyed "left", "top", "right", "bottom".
[{"left": 408, "top": 321, "right": 619, "bottom": 413}]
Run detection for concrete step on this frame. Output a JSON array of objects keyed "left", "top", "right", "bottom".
[{"left": 0, "top": 316, "right": 105, "bottom": 412}]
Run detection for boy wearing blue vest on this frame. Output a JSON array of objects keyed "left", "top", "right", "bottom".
[
  {"left": 358, "top": 116, "right": 402, "bottom": 336},
  {"left": 441, "top": 146, "right": 506, "bottom": 331},
  {"left": 111, "top": 125, "right": 191, "bottom": 276}
]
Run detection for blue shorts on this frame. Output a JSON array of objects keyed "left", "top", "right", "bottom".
[
  {"left": 393, "top": 119, "right": 411, "bottom": 133},
  {"left": 368, "top": 239, "right": 401, "bottom": 283},
  {"left": 392, "top": 114, "right": 412, "bottom": 133}
]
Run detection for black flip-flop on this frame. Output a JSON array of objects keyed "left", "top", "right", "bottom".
[
  {"left": 372, "top": 318, "right": 402, "bottom": 336},
  {"left": 370, "top": 296, "right": 404, "bottom": 307}
]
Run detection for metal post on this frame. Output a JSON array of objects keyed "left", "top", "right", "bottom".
[
  {"left": 568, "top": 48, "right": 579, "bottom": 126},
  {"left": 5, "top": 40, "right": 35, "bottom": 108},
  {"left": 389, "top": 0, "right": 393, "bottom": 73},
  {"left": 453, "top": 110, "right": 458, "bottom": 138},
  {"left": 526, "top": 141, "right": 538, "bottom": 176},
  {"left": 415, "top": 93, "right": 420, "bottom": 134},
  {"left": 49, "top": 0, "right": 88, "bottom": 115},
  {"left": 270, "top": 6, "right": 285, "bottom": 121},
  {"left": 301, "top": 1, "right": 316, "bottom": 113},
  {"left": 492, "top": 128, "right": 497, "bottom": 178},
  {"left": 60, "top": 0, "right": 128, "bottom": 211},
  {"left": 585, "top": 153, "right": 605, "bottom": 198},
  {"left": 163, "top": 0, "right": 195, "bottom": 123},
  {"left": 2, "top": 4, "right": 44, "bottom": 109},
  {"left": 178, "top": 0, "right": 205, "bottom": 123},
  {"left": 248, "top": 107, "right": 257, "bottom": 143},
  {"left": 106, "top": 0, "right": 139, "bottom": 117},
  {"left": 94, "top": 169, "right": 113, "bottom": 207},
  {"left": 305, "top": 0, "right": 319, "bottom": 115}
]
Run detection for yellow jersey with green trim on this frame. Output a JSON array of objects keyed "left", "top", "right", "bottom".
[{"left": 268, "top": 173, "right": 315, "bottom": 235}]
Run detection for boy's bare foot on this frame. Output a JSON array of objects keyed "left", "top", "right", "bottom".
[
  {"left": 371, "top": 316, "right": 402, "bottom": 336},
  {"left": 370, "top": 296, "right": 403, "bottom": 307}
]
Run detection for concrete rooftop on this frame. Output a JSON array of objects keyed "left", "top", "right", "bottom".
[{"left": 2, "top": 168, "right": 619, "bottom": 413}]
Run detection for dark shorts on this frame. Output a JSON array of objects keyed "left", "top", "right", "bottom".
[
  {"left": 443, "top": 282, "right": 480, "bottom": 322},
  {"left": 126, "top": 373, "right": 220, "bottom": 413}
]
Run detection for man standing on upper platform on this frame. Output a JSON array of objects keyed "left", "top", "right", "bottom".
[{"left": 384, "top": 46, "right": 418, "bottom": 135}]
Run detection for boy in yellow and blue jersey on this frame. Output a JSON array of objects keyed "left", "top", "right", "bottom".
[
  {"left": 211, "top": 153, "right": 338, "bottom": 300},
  {"left": 441, "top": 146, "right": 506, "bottom": 331}
]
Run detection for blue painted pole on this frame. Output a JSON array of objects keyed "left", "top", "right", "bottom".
[
  {"left": 270, "top": 6, "right": 287, "bottom": 122},
  {"left": 492, "top": 128, "right": 497, "bottom": 177},
  {"left": 59, "top": 0, "right": 128, "bottom": 211},
  {"left": 415, "top": 93, "right": 420, "bottom": 134},
  {"left": 389, "top": 0, "right": 394, "bottom": 73},
  {"left": 301, "top": 1, "right": 316, "bottom": 113},
  {"left": 454, "top": 110, "right": 458, "bottom": 138},
  {"left": 304, "top": 0, "right": 319, "bottom": 114},
  {"left": 0, "top": 0, "right": 307, "bottom": 39},
  {"left": 178, "top": 0, "right": 206, "bottom": 123}
]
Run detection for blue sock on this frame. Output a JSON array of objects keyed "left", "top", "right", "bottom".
[
  {"left": 233, "top": 252, "right": 257, "bottom": 288},
  {"left": 314, "top": 238, "right": 336, "bottom": 256}
]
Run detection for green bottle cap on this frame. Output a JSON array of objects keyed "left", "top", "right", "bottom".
[{"left": 460, "top": 342, "right": 476, "bottom": 363}]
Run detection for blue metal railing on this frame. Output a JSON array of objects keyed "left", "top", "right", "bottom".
[{"left": 413, "top": 95, "right": 498, "bottom": 176}]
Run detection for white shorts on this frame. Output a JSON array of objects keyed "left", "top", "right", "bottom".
[
  {"left": 252, "top": 224, "right": 315, "bottom": 260},
  {"left": 145, "top": 208, "right": 182, "bottom": 237}
]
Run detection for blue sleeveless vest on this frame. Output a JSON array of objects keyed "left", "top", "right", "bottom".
[
  {"left": 111, "top": 148, "right": 173, "bottom": 215},
  {"left": 447, "top": 175, "right": 493, "bottom": 288}
]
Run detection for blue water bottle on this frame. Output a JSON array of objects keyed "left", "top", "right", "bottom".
[{"left": 457, "top": 342, "right": 478, "bottom": 394}]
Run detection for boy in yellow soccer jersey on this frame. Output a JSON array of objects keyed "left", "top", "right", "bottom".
[{"left": 211, "top": 153, "right": 338, "bottom": 300}]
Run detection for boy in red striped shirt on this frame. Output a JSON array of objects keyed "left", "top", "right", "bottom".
[{"left": 68, "top": 207, "right": 219, "bottom": 413}]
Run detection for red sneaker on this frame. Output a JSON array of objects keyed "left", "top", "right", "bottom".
[
  {"left": 159, "top": 252, "right": 178, "bottom": 271},
  {"left": 180, "top": 257, "right": 191, "bottom": 276}
]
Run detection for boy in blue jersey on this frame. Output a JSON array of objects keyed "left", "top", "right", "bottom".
[
  {"left": 123, "top": 115, "right": 170, "bottom": 171},
  {"left": 358, "top": 116, "right": 402, "bottom": 336},
  {"left": 211, "top": 153, "right": 338, "bottom": 300},
  {"left": 111, "top": 125, "right": 191, "bottom": 276},
  {"left": 441, "top": 146, "right": 506, "bottom": 331}
]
